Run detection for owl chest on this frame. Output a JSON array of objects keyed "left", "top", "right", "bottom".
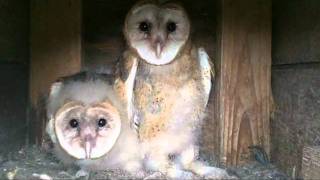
[
  {"left": 134, "top": 78, "right": 179, "bottom": 116},
  {"left": 133, "top": 63, "right": 194, "bottom": 115},
  {"left": 134, "top": 75, "right": 199, "bottom": 139}
]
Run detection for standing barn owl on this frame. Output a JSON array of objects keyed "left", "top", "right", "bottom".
[
  {"left": 122, "top": 0, "right": 231, "bottom": 179},
  {"left": 45, "top": 61, "right": 142, "bottom": 176}
]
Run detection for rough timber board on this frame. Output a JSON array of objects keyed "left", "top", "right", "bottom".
[
  {"left": 0, "top": 64, "right": 28, "bottom": 154},
  {"left": 302, "top": 146, "right": 320, "bottom": 179},
  {"left": 0, "top": 0, "right": 29, "bottom": 154},
  {"left": 271, "top": 65, "right": 320, "bottom": 178},
  {"left": 216, "top": 0, "right": 272, "bottom": 166},
  {"left": 30, "top": 0, "right": 82, "bottom": 143}
]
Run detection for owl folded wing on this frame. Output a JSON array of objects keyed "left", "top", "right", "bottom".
[{"left": 198, "top": 47, "right": 213, "bottom": 107}]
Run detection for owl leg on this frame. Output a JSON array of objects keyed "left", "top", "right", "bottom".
[
  {"left": 144, "top": 165, "right": 193, "bottom": 180},
  {"left": 165, "top": 163, "right": 194, "bottom": 179},
  {"left": 179, "top": 145, "right": 231, "bottom": 179},
  {"left": 124, "top": 159, "right": 146, "bottom": 178},
  {"left": 144, "top": 151, "right": 169, "bottom": 172},
  {"left": 75, "top": 169, "right": 90, "bottom": 179},
  {"left": 144, "top": 151, "right": 193, "bottom": 179}
]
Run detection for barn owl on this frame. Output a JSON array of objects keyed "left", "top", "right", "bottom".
[
  {"left": 122, "top": 0, "right": 231, "bottom": 179},
  {"left": 45, "top": 60, "right": 142, "bottom": 175}
]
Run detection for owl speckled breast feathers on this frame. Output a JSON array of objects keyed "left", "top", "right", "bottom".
[{"left": 121, "top": 0, "right": 231, "bottom": 179}]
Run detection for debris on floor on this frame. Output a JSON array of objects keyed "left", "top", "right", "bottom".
[{"left": 0, "top": 146, "right": 289, "bottom": 179}]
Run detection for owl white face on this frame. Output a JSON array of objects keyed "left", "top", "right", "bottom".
[
  {"left": 54, "top": 101, "right": 121, "bottom": 160},
  {"left": 125, "top": 3, "right": 190, "bottom": 65}
]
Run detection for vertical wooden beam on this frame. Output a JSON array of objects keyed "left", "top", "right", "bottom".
[
  {"left": 215, "top": 0, "right": 272, "bottom": 166},
  {"left": 30, "top": 0, "right": 82, "bottom": 144}
]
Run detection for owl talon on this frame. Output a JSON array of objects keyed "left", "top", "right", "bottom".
[
  {"left": 143, "top": 172, "right": 163, "bottom": 180},
  {"left": 133, "top": 170, "right": 147, "bottom": 179},
  {"left": 167, "top": 169, "right": 194, "bottom": 180},
  {"left": 75, "top": 169, "right": 89, "bottom": 178},
  {"left": 201, "top": 167, "right": 237, "bottom": 179}
]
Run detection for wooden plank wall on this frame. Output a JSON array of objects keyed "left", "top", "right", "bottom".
[
  {"left": 215, "top": 0, "right": 272, "bottom": 166},
  {"left": 30, "top": 0, "right": 82, "bottom": 144},
  {"left": 0, "top": 0, "right": 29, "bottom": 153},
  {"left": 302, "top": 146, "right": 320, "bottom": 179},
  {"left": 271, "top": 0, "right": 320, "bottom": 177}
]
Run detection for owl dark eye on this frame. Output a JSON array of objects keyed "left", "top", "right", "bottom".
[
  {"left": 98, "top": 118, "right": 107, "bottom": 128},
  {"left": 139, "top": 21, "right": 151, "bottom": 33},
  {"left": 167, "top": 22, "right": 177, "bottom": 33},
  {"left": 69, "top": 119, "right": 79, "bottom": 128}
]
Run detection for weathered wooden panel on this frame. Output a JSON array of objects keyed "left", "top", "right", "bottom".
[
  {"left": 271, "top": 65, "right": 320, "bottom": 178},
  {"left": 0, "top": 0, "right": 29, "bottom": 62},
  {"left": 30, "top": 0, "right": 82, "bottom": 144},
  {"left": 302, "top": 146, "right": 320, "bottom": 179},
  {"left": 273, "top": 0, "right": 320, "bottom": 65},
  {"left": 0, "top": 0, "right": 29, "bottom": 154},
  {"left": 0, "top": 64, "right": 28, "bottom": 154},
  {"left": 216, "top": 0, "right": 272, "bottom": 166}
]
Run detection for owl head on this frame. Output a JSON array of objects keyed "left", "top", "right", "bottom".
[
  {"left": 124, "top": 1, "right": 190, "bottom": 65},
  {"left": 46, "top": 73, "right": 123, "bottom": 160}
]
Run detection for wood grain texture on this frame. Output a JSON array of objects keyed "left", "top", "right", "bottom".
[
  {"left": 30, "top": 0, "right": 82, "bottom": 143},
  {"left": 302, "top": 146, "right": 320, "bottom": 179},
  {"left": 216, "top": 0, "right": 272, "bottom": 166},
  {"left": 271, "top": 65, "right": 320, "bottom": 177},
  {"left": 0, "top": 64, "right": 28, "bottom": 154}
]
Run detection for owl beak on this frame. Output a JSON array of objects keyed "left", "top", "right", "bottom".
[
  {"left": 80, "top": 125, "right": 97, "bottom": 159},
  {"left": 81, "top": 133, "right": 96, "bottom": 159},
  {"left": 153, "top": 34, "right": 165, "bottom": 58},
  {"left": 85, "top": 141, "right": 92, "bottom": 159},
  {"left": 156, "top": 43, "right": 162, "bottom": 58}
]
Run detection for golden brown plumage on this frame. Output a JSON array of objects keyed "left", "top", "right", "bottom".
[{"left": 122, "top": 1, "right": 231, "bottom": 178}]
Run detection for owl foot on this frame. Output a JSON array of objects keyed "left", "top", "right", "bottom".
[
  {"left": 75, "top": 169, "right": 90, "bottom": 179},
  {"left": 200, "top": 166, "right": 237, "bottom": 179},
  {"left": 167, "top": 167, "right": 194, "bottom": 179},
  {"left": 143, "top": 171, "right": 163, "bottom": 180}
]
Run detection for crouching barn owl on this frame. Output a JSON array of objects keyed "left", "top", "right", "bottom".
[{"left": 45, "top": 65, "right": 143, "bottom": 175}]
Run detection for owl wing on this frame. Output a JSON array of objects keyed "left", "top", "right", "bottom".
[
  {"left": 46, "top": 117, "right": 57, "bottom": 143},
  {"left": 46, "top": 81, "right": 64, "bottom": 143},
  {"left": 198, "top": 47, "right": 213, "bottom": 107},
  {"left": 115, "top": 52, "right": 139, "bottom": 130},
  {"left": 124, "top": 56, "right": 138, "bottom": 122}
]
